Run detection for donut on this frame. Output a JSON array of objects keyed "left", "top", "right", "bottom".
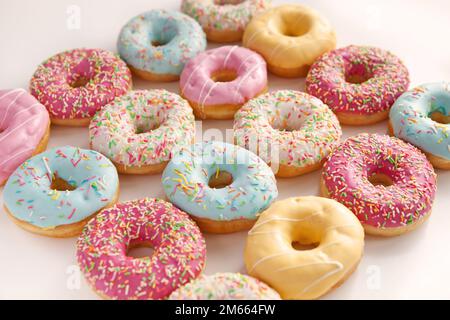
[
  {"left": 306, "top": 45, "right": 410, "bottom": 125},
  {"left": 118, "top": 9, "right": 206, "bottom": 82},
  {"left": 162, "top": 141, "right": 278, "bottom": 234},
  {"left": 76, "top": 198, "right": 206, "bottom": 300},
  {"left": 321, "top": 133, "right": 437, "bottom": 237},
  {"left": 89, "top": 89, "right": 195, "bottom": 174},
  {"left": 0, "top": 89, "right": 50, "bottom": 186},
  {"left": 243, "top": 4, "right": 336, "bottom": 78},
  {"left": 169, "top": 273, "right": 281, "bottom": 300},
  {"left": 3, "top": 146, "right": 119, "bottom": 238},
  {"left": 181, "top": 0, "right": 269, "bottom": 43},
  {"left": 245, "top": 196, "right": 364, "bottom": 300},
  {"left": 30, "top": 48, "right": 132, "bottom": 126},
  {"left": 180, "top": 45, "right": 267, "bottom": 119},
  {"left": 389, "top": 82, "right": 450, "bottom": 169},
  {"left": 234, "top": 90, "right": 342, "bottom": 177}
]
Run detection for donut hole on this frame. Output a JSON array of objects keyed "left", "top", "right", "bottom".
[
  {"left": 127, "top": 241, "right": 155, "bottom": 259},
  {"left": 149, "top": 20, "right": 178, "bottom": 48},
  {"left": 271, "top": 13, "right": 312, "bottom": 38},
  {"left": 135, "top": 122, "right": 160, "bottom": 134},
  {"left": 214, "top": 0, "right": 245, "bottom": 6},
  {"left": 429, "top": 111, "right": 450, "bottom": 124},
  {"left": 292, "top": 240, "right": 319, "bottom": 251},
  {"left": 345, "top": 64, "right": 373, "bottom": 84},
  {"left": 211, "top": 69, "right": 238, "bottom": 83},
  {"left": 151, "top": 40, "right": 167, "bottom": 47},
  {"left": 208, "top": 170, "right": 233, "bottom": 189},
  {"left": 368, "top": 173, "right": 393, "bottom": 187},
  {"left": 51, "top": 174, "right": 77, "bottom": 191},
  {"left": 269, "top": 104, "right": 306, "bottom": 132},
  {"left": 69, "top": 76, "right": 90, "bottom": 88},
  {"left": 271, "top": 123, "right": 297, "bottom": 132}
]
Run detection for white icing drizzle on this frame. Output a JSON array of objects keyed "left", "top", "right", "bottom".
[
  {"left": 222, "top": 45, "right": 238, "bottom": 68},
  {"left": 0, "top": 147, "right": 34, "bottom": 166},
  {"left": 0, "top": 89, "right": 26, "bottom": 128},
  {"left": 276, "top": 260, "right": 343, "bottom": 273},
  {"left": 0, "top": 115, "right": 41, "bottom": 143},
  {"left": 12, "top": 103, "right": 41, "bottom": 120},
  {"left": 301, "top": 261, "right": 344, "bottom": 294},
  {"left": 181, "top": 62, "right": 207, "bottom": 93},
  {"left": 250, "top": 212, "right": 322, "bottom": 232},
  {"left": 244, "top": 28, "right": 266, "bottom": 48},
  {"left": 233, "top": 63, "right": 265, "bottom": 101},
  {"left": 200, "top": 82, "right": 219, "bottom": 112},
  {"left": 270, "top": 36, "right": 335, "bottom": 61},
  {"left": 236, "top": 54, "right": 255, "bottom": 73},
  {"left": 248, "top": 251, "right": 292, "bottom": 273}
]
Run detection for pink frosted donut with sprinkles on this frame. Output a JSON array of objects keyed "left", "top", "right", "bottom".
[
  {"left": 77, "top": 198, "right": 206, "bottom": 300},
  {"left": 0, "top": 89, "right": 50, "bottom": 186},
  {"left": 30, "top": 48, "right": 132, "bottom": 127},
  {"left": 181, "top": 0, "right": 270, "bottom": 43},
  {"left": 306, "top": 45, "right": 410, "bottom": 125},
  {"left": 180, "top": 45, "right": 267, "bottom": 120},
  {"left": 321, "top": 133, "right": 436, "bottom": 237}
]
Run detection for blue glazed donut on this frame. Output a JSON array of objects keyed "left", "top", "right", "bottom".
[
  {"left": 3, "top": 146, "right": 119, "bottom": 237},
  {"left": 118, "top": 9, "right": 206, "bottom": 82},
  {"left": 389, "top": 82, "right": 450, "bottom": 169},
  {"left": 162, "top": 141, "right": 278, "bottom": 233}
]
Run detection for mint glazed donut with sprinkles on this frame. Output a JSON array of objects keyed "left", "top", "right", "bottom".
[
  {"left": 389, "top": 82, "right": 450, "bottom": 170},
  {"left": 89, "top": 89, "right": 195, "bottom": 174},
  {"left": 3, "top": 146, "right": 119, "bottom": 238},
  {"left": 162, "top": 141, "right": 278, "bottom": 234},
  {"left": 321, "top": 133, "right": 437, "bottom": 237},
  {"left": 118, "top": 9, "right": 206, "bottom": 82}
]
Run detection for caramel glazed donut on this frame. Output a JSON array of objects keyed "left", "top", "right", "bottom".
[
  {"left": 243, "top": 4, "right": 336, "bottom": 78},
  {"left": 245, "top": 197, "right": 364, "bottom": 300}
]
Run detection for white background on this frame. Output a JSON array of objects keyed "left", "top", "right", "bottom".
[{"left": 0, "top": 0, "right": 449, "bottom": 299}]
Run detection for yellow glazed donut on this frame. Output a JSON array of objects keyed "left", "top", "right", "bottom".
[
  {"left": 244, "top": 196, "right": 364, "bottom": 300},
  {"left": 243, "top": 4, "right": 336, "bottom": 78}
]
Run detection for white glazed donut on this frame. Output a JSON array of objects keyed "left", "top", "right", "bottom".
[
  {"left": 234, "top": 90, "right": 342, "bottom": 177},
  {"left": 181, "top": 0, "right": 270, "bottom": 42},
  {"left": 169, "top": 273, "right": 281, "bottom": 300},
  {"left": 89, "top": 89, "right": 195, "bottom": 174}
]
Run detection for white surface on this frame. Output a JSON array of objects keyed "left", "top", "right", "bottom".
[{"left": 0, "top": 0, "right": 449, "bottom": 300}]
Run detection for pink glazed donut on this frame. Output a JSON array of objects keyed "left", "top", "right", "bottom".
[
  {"left": 30, "top": 48, "right": 132, "bottom": 127},
  {"left": 306, "top": 45, "right": 409, "bottom": 125},
  {"left": 0, "top": 89, "right": 50, "bottom": 186},
  {"left": 180, "top": 45, "right": 267, "bottom": 119},
  {"left": 321, "top": 133, "right": 436, "bottom": 237},
  {"left": 76, "top": 198, "right": 206, "bottom": 300}
]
